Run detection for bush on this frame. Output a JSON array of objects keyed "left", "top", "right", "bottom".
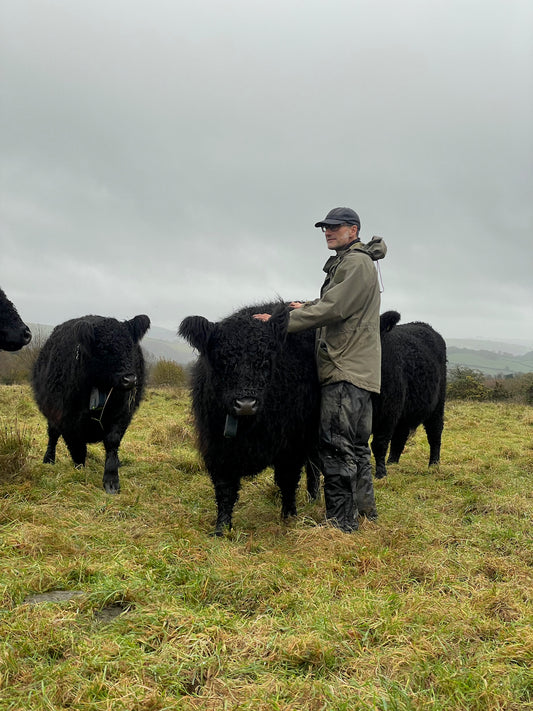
[
  {"left": 447, "top": 367, "right": 490, "bottom": 401},
  {"left": 488, "top": 380, "right": 510, "bottom": 401},
  {"left": 502, "top": 372, "right": 533, "bottom": 404},
  {"left": 0, "top": 327, "right": 46, "bottom": 384},
  {"left": 447, "top": 368, "right": 533, "bottom": 404},
  {"left": 149, "top": 359, "right": 187, "bottom": 388}
]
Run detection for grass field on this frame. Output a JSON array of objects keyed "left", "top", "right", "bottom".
[{"left": 0, "top": 385, "right": 531, "bottom": 710}]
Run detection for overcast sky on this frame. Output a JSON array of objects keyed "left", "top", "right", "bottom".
[{"left": 2, "top": 0, "right": 532, "bottom": 343}]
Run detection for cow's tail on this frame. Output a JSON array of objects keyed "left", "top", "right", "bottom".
[{"left": 380, "top": 310, "right": 401, "bottom": 333}]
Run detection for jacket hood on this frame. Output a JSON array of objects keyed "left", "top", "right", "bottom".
[{"left": 350, "top": 236, "right": 387, "bottom": 261}]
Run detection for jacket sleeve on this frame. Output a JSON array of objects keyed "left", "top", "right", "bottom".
[{"left": 287, "top": 254, "right": 374, "bottom": 333}]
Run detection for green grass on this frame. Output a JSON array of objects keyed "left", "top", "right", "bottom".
[{"left": 0, "top": 385, "right": 531, "bottom": 710}]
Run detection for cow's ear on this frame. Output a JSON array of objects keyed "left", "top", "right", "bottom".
[
  {"left": 74, "top": 320, "right": 96, "bottom": 354},
  {"left": 380, "top": 311, "right": 401, "bottom": 333},
  {"left": 179, "top": 316, "right": 216, "bottom": 355},
  {"left": 126, "top": 314, "right": 151, "bottom": 343},
  {"left": 268, "top": 303, "right": 290, "bottom": 343}
]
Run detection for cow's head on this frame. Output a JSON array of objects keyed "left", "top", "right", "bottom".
[
  {"left": 75, "top": 314, "right": 150, "bottom": 390},
  {"left": 179, "top": 303, "right": 290, "bottom": 419},
  {"left": 0, "top": 288, "right": 32, "bottom": 352},
  {"left": 380, "top": 310, "right": 401, "bottom": 334}
]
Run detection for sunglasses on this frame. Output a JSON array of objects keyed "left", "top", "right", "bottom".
[{"left": 321, "top": 224, "right": 346, "bottom": 233}]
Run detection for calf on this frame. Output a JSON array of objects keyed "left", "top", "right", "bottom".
[
  {"left": 32, "top": 314, "right": 150, "bottom": 493},
  {"left": 179, "top": 302, "right": 320, "bottom": 535},
  {"left": 0, "top": 287, "right": 32, "bottom": 351},
  {"left": 371, "top": 311, "right": 447, "bottom": 478}
]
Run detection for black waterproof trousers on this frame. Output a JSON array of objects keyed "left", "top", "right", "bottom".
[{"left": 319, "top": 381, "right": 378, "bottom": 532}]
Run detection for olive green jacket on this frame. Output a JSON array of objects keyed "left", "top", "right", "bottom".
[{"left": 287, "top": 237, "right": 387, "bottom": 393}]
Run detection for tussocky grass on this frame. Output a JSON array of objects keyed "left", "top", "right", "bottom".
[{"left": 0, "top": 384, "right": 531, "bottom": 710}]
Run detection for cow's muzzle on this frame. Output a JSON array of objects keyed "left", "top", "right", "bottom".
[
  {"left": 0, "top": 326, "right": 32, "bottom": 351},
  {"left": 120, "top": 374, "right": 138, "bottom": 390},
  {"left": 233, "top": 397, "right": 258, "bottom": 417}
]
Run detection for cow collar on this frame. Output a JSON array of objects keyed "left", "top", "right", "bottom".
[
  {"left": 89, "top": 387, "right": 113, "bottom": 430},
  {"left": 90, "top": 387, "right": 109, "bottom": 411}
]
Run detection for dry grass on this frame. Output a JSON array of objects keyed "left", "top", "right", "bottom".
[{"left": 0, "top": 385, "right": 531, "bottom": 710}]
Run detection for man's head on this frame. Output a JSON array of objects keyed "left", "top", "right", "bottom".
[{"left": 315, "top": 207, "right": 360, "bottom": 251}]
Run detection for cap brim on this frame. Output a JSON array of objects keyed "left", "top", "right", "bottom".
[
  {"left": 315, "top": 219, "right": 345, "bottom": 228},
  {"left": 315, "top": 220, "right": 358, "bottom": 228}
]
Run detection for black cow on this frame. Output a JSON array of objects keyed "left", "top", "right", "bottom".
[
  {"left": 179, "top": 302, "right": 320, "bottom": 536},
  {"left": 371, "top": 311, "right": 447, "bottom": 479},
  {"left": 0, "top": 287, "right": 32, "bottom": 351},
  {"left": 32, "top": 314, "right": 150, "bottom": 493}
]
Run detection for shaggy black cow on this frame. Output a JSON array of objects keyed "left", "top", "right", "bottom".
[
  {"left": 179, "top": 302, "right": 320, "bottom": 536},
  {"left": 0, "top": 287, "right": 32, "bottom": 351},
  {"left": 32, "top": 314, "right": 150, "bottom": 493},
  {"left": 371, "top": 311, "right": 447, "bottom": 479}
]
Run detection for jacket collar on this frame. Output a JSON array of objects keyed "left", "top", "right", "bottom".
[
  {"left": 322, "top": 236, "right": 387, "bottom": 273},
  {"left": 323, "top": 239, "right": 362, "bottom": 273}
]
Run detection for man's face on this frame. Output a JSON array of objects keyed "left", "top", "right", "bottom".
[{"left": 323, "top": 224, "right": 358, "bottom": 250}]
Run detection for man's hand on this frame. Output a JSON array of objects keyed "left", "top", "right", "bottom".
[{"left": 253, "top": 302, "right": 304, "bottom": 323}]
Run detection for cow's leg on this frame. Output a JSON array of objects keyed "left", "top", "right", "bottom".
[
  {"left": 371, "top": 431, "right": 392, "bottom": 479},
  {"left": 424, "top": 406, "right": 444, "bottom": 467},
  {"left": 305, "top": 456, "right": 321, "bottom": 501},
  {"left": 274, "top": 455, "right": 303, "bottom": 519},
  {"left": 43, "top": 424, "right": 60, "bottom": 464},
  {"left": 212, "top": 476, "right": 241, "bottom": 536},
  {"left": 63, "top": 434, "right": 87, "bottom": 468},
  {"left": 387, "top": 421, "right": 411, "bottom": 464},
  {"left": 102, "top": 429, "right": 124, "bottom": 494}
]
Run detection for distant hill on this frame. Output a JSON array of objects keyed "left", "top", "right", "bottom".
[
  {"left": 142, "top": 337, "right": 194, "bottom": 365},
  {"left": 445, "top": 337, "right": 533, "bottom": 375},
  {"left": 28, "top": 325, "right": 533, "bottom": 375},
  {"left": 445, "top": 338, "right": 533, "bottom": 357},
  {"left": 446, "top": 347, "right": 533, "bottom": 375},
  {"left": 28, "top": 323, "right": 195, "bottom": 367}
]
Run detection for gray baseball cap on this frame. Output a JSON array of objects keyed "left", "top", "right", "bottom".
[{"left": 315, "top": 207, "right": 361, "bottom": 229}]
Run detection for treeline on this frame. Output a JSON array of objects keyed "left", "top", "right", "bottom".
[
  {"left": 447, "top": 366, "right": 533, "bottom": 404},
  {"left": 0, "top": 338, "right": 188, "bottom": 390},
  {"left": 2, "top": 342, "right": 532, "bottom": 403}
]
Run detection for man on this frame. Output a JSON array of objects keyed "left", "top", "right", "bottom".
[{"left": 254, "top": 207, "right": 387, "bottom": 532}]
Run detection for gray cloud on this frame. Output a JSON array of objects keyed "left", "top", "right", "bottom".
[{"left": 2, "top": 0, "right": 532, "bottom": 340}]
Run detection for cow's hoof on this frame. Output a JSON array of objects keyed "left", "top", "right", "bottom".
[
  {"left": 359, "top": 510, "right": 378, "bottom": 522},
  {"left": 210, "top": 523, "right": 231, "bottom": 538},
  {"left": 103, "top": 481, "right": 121, "bottom": 495}
]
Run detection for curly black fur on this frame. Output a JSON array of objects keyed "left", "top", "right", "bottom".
[
  {"left": 371, "top": 311, "right": 447, "bottom": 478},
  {"left": 0, "top": 287, "right": 32, "bottom": 351},
  {"left": 32, "top": 314, "right": 150, "bottom": 493},
  {"left": 179, "top": 301, "right": 320, "bottom": 536}
]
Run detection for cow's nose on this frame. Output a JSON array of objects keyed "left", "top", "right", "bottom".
[
  {"left": 121, "top": 374, "right": 137, "bottom": 389},
  {"left": 234, "top": 397, "right": 258, "bottom": 416},
  {"left": 22, "top": 328, "right": 32, "bottom": 345}
]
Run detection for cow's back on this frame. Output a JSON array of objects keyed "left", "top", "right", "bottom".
[{"left": 381, "top": 322, "right": 446, "bottom": 418}]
